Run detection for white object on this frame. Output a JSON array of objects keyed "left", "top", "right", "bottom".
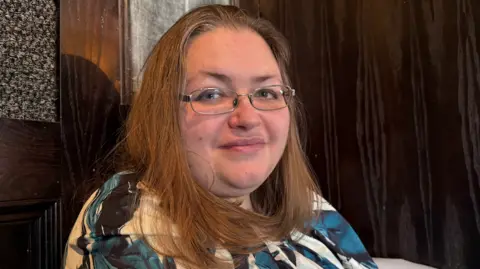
[{"left": 373, "top": 258, "right": 437, "bottom": 269}]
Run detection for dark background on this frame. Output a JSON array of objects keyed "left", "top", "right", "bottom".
[{"left": 238, "top": 1, "right": 480, "bottom": 268}]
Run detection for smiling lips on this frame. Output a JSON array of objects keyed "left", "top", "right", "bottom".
[{"left": 219, "top": 138, "right": 266, "bottom": 153}]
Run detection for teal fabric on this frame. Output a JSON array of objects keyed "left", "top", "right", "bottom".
[{"left": 63, "top": 172, "right": 377, "bottom": 269}]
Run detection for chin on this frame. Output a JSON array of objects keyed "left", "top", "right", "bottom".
[{"left": 222, "top": 171, "right": 269, "bottom": 190}]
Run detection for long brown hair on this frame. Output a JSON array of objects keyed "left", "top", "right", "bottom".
[{"left": 122, "top": 4, "right": 320, "bottom": 268}]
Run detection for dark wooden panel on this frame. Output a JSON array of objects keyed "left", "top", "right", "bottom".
[
  {"left": 59, "top": 0, "right": 123, "bottom": 244},
  {"left": 237, "top": 0, "right": 259, "bottom": 17},
  {"left": 0, "top": 119, "right": 60, "bottom": 202},
  {"left": 60, "top": 0, "right": 121, "bottom": 86},
  {"left": 0, "top": 222, "right": 30, "bottom": 269},
  {"left": 0, "top": 200, "right": 62, "bottom": 269},
  {"left": 246, "top": 0, "right": 480, "bottom": 268}
]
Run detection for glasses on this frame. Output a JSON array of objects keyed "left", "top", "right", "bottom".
[{"left": 181, "top": 85, "right": 295, "bottom": 115}]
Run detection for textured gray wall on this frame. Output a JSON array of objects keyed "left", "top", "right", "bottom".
[
  {"left": 129, "top": 0, "right": 233, "bottom": 91},
  {"left": 0, "top": 0, "right": 57, "bottom": 122}
]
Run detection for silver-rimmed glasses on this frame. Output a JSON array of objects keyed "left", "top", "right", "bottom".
[{"left": 181, "top": 85, "right": 295, "bottom": 115}]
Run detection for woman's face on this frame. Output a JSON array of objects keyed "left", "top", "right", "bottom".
[{"left": 179, "top": 27, "right": 290, "bottom": 202}]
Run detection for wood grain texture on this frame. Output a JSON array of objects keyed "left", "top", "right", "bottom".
[
  {"left": 0, "top": 120, "right": 62, "bottom": 268},
  {"left": 0, "top": 200, "right": 62, "bottom": 269},
  {"left": 0, "top": 119, "right": 61, "bottom": 202},
  {"left": 59, "top": 0, "right": 123, "bottom": 244},
  {"left": 241, "top": 0, "right": 480, "bottom": 268}
]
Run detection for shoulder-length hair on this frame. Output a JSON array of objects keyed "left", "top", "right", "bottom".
[{"left": 123, "top": 4, "right": 320, "bottom": 268}]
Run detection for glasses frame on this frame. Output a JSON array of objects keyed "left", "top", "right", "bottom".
[{"left": 180, "top": 84, "right": 296, "bottom": 115}]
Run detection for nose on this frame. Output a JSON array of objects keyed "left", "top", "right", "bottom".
[{"left": 228, "top": 94, "right": 261, "bottom": 130}]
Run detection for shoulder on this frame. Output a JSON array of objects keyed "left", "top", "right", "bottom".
[
  {"left": 64, "top": 172, "right": 170, "bottom": 268},
  {"left": 83, "top": 171, "right": 140, "bottom": 236},
  {"left": 307, "top": 194, "right": 378, "bottom": 268},
  {"left": 312, "top": 193, "right": 337, "bottom": 212}
]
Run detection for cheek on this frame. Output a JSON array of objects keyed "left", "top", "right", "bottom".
[
  {"left": 269, "top": 111, "right": 290, "bottom": 142},
  {"left": 179, "top": 110, "right": 225, "bottom": 151},
  {"left": 182, "top": 127, "right": 205, "bottom": 151},
  {"left": 179, "top": 106, "right": 203, "bottom": 144}
]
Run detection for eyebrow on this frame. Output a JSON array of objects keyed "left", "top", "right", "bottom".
[{"left": 189, "top": 70, "right": 279, "bottom": 86}]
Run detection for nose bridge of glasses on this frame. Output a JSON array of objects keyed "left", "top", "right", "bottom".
[{"left": 232, "top": 92, "right": 254, "bottom": 108}]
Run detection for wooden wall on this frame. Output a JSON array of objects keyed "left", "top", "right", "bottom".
[
  {"left": 0, "top": 119, "right": 62, "bottom": 268},
  {"left": 1, "top": 1, "right": 62, "bottom": 267},
  {"left": 59, "top": 0, "right": 124, "bottom": 243},
  {"left": 239, "top": 0, "right": 480, "bottom": 268}
]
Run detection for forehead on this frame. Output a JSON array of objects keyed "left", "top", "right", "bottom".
[{"left": 185, "top": 27, "right": 281, "bottom": 81}]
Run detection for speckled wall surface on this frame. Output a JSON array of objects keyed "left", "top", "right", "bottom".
[{"left": 0, "top": 0, "right": 57, "bottom": 122}]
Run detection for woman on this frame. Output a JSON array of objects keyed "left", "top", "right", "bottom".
[{"left": 63, "top": 4, "right": 377, "bottom": 269}]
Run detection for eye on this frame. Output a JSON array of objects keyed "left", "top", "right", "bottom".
[
  {"left": 193, "top": 88, "right": 225, "bottom": 102},
  {"left": 254, "top": 88, "right": 279, "bottom": 99}
]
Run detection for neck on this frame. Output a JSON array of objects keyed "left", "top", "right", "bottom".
[
  {"left": 239, "top": 195, "right": 253, "bottom": 210},
  {"left": 226, "top": 195, "right": 253, "bottom": 210}
]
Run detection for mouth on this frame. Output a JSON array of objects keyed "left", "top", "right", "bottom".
[{"left": 219, "top": 138, "right": 266, "bottom": 153}]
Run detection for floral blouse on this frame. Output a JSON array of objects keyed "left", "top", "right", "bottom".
[{"left": 63, "top": 172, "right": 378, "bottom": 269}]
